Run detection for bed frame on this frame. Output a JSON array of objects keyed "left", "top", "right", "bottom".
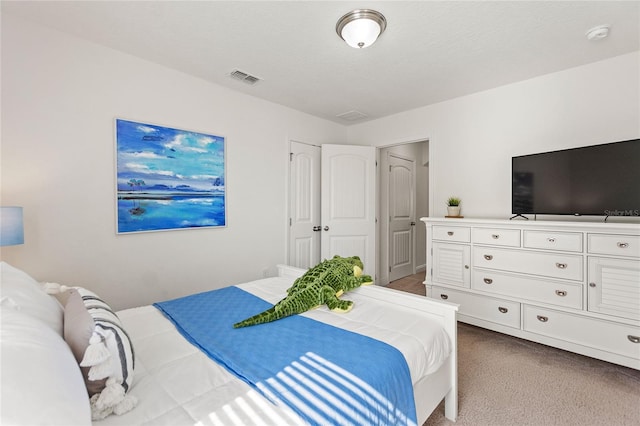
[{"left": 277, "top": 265, "right": 459, "bottom": 424}]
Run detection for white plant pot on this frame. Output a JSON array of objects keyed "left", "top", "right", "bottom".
[{"left": 447, "top": 206, "right": 461, "bottom": 216}]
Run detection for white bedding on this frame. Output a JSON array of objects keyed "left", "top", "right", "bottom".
[{"left": 98, "top": 275, "right": 451, "bottom": 425}]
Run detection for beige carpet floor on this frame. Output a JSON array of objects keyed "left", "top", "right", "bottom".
[{"left": 387, "top": 273, "right": 640, "bottom": 426}]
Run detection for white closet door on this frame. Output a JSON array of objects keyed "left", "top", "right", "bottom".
[
  {"left": 321, "top": 144, "right": 376, "bottom": 277},
  {"left": 289, "top": 141, "right": 321, "bottom": 269}
]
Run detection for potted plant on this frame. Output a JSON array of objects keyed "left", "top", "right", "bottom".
[{"left": 446, "top": 197, "right": 462, "bottom": 217}]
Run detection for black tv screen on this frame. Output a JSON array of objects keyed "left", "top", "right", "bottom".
[{"left": 512, "top": 139, "right": 640, "bottom": 217}]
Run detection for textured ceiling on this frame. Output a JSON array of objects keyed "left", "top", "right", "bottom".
[{"left": 3, "top": 1, "right": 639, "bottom": 125}]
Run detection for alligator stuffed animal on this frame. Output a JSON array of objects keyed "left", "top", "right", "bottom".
[{"left": 233, "top": 255, "right": 373, "bottom": 328}]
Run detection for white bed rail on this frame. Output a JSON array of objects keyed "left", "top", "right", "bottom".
[{"left": 276, "top": 264, "right": 459, "bottom": 423}]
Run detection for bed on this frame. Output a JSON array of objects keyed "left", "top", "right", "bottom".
[{"left": 0, "top": 262, "right": 458, "bottom": 426}]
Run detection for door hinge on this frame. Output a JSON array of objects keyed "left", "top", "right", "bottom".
[
  {"left": 389, "top": 266, "right": 392, "bottom": 273},
  {"left": 289, "top": 152, "right": 293, "bottom": 161},
  {"left": 289, "top": 218, "right": 292, "bottom": 226}
]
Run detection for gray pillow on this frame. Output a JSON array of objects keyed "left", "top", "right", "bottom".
[
  {"left": 62, "top": 287, "right": 137, "bottom": 420},
  {"left": 63, "top": 289, "right": 107, "bottom": 396}
]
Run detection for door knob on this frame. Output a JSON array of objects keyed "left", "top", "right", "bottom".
[
  {"left": 324, "top": 226, "right": 330, "bottom": 231},
  {"left": 312, "top": 226, "right": 322, "bottom": 232}
]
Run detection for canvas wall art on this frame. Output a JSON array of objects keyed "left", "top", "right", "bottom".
[{"left": 116, "top": 118, "right": 226, "bottom": 233}]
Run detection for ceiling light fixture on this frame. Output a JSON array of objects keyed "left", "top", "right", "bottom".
[
  {"left": 586, "top": 25, "right": 610, "bottom": 41},
  {"left": 336, "top": 9, "right": 387, "bottom": 49}
]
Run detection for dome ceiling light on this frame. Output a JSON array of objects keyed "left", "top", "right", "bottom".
[{"left": 336, "top": 9, "right": 387, "bottom": 49}]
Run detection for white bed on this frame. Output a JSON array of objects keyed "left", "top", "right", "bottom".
[{"left": 0, "top": 262, "right": 458, "bottom": 426}]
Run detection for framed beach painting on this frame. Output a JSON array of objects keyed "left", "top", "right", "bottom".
[{"left": 116, "top": 118, "right": 226, "bottom": 234}]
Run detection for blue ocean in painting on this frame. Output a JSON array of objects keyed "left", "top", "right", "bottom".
[
  {"left": 115, "top": 118, "right": 226, "bottom": 233},
  {"left": 118, "top": 194, "right": 225, "bottom": 233}
]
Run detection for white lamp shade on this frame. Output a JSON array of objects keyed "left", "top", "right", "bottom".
[
  {"left": 0, "top": 207, "right": 24, "bottom": 246},
  {"left": 341, "top": 18, "right": 382, "bottom": 48}
]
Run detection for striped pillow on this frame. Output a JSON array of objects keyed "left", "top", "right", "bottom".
[{"left": 63, "top": 287, "right": 137, "bottom": 420}]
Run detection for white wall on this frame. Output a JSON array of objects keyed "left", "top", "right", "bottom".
[
  {"left": 3, "top": 14, "right": 638, "bottom": 310},
  {"left": 0, "top": 15, "right": 346, "bottom": 310},
  {"left": 348, "top": 52, "right": 640, "bottom": 220}
]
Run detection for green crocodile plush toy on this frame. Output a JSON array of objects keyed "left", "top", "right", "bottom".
[{"left": 233, "top": 255, "right": 373, "bottom": 328}]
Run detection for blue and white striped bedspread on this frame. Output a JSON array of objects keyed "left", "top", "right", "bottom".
[{"left": 154, "top": 286, "right": 417, "bottom": 426}]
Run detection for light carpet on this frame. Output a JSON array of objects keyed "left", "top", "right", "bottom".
[{"left": 386, "top": 274, "right": 640, "bottom": 426}]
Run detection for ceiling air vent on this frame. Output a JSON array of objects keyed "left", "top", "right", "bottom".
[
  {"left": 229, "top": 69, "right": 261, "bottom": 85},
  {"left": 336, "top": 110, "right": 368, "bottom": 121}
]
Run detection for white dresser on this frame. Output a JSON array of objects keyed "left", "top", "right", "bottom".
[{"left": 422, "top": 217, "right": 640, "bottom": 369}]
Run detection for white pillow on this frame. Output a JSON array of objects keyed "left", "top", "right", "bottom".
[
  {"left": 0, "top": 261, "right": 64, "bottom": 336},
  {"left": 1, "top": 307, "right": 92, "bottom": 426}
]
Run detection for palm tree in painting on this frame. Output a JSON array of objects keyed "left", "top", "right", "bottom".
[{"left": 128, "top": 178, "right": 146, "bottom": 215}]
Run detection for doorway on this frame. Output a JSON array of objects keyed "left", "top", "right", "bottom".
[
  {"left": 379, "top": 141, "right": 429, "bottom": 286},
  {"left": 288, "top": 140, "right": 429, "bottom": 283}
]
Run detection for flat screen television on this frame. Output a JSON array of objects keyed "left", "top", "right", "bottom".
[{"left": 512, "top": 139, "right": 640, "bottom": 217}]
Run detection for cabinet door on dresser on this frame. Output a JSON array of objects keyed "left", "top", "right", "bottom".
[
  {"left": 432, "top": 242, "right": 470, "bottom": 287},
  {"left": 588, "top": 257, "right": 640, "bottom": 320}
]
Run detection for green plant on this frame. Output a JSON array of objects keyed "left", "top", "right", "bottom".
[{"left": 446, "top": 197, "right": 461, "bottom": 207}]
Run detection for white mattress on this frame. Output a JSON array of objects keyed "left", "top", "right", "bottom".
[{"left": 97, "top": 276, "right": 451, "bottom": 425}]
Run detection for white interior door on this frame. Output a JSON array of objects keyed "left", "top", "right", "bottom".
[
  {"left": 321, "top": 144, "right": 376, "bottom": 277},
  {"left": 288, "top": 142, "right": 321, "bottom": 269},
  {"left": 388, "top": 154, "right": 416, "bottom": 281}
]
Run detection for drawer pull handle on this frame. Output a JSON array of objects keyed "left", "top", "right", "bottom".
[
  {"left": 447, "top": 231, "right": 454, "bottom": 236},
  {"left": 537, "top": 315, "right": 549, "bottom": 323},
  {"left": 628, "top": 335, "right": 640, "bottom": 344},
  {"left": 484, "top": 254, "right": 493, "bottom": 261},
  {"left": 555, "top": 290, "right": 567, "bottom": 297},
  {"left": 617, "top": 242, "right": 629, "bottom": 249},
  {"left": 440, "top": 294, "right": 449, "bottom": 300},
  {"left": 483, "top": 278, "right": 493, "bottom": 284},
  {"left": 589, "top": 282, "right": 596, "bottom": 288},
  {"left": 555, "top": 262, "right": 567, "bottom": 269},
  {"left": 547, "top": 237, "right": 556, "bottom": 243},
  {"left": 498, "top": 307, "right": 508, "bottom": 313},
  {"left": 492, "top": 234, "right": 500, "bottom": 239}
]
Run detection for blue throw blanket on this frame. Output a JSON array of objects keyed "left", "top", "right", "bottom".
[{"left": 154, "top": 286, "right": 417, "bottom": 425}]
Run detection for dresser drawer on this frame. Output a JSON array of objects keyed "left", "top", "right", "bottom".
[
  {"left": 473, "top": 228, "right": 521, "bottom": 247},
  {"left": 473, "top": 247, "right": 583, "bottom": 281},
  {"left": 523, "top": 230, "right": 583, "bottom": 252},
  {"left": 431, "top": 286, "right": 521, "bottom": 329},
  {"left": 432, "top": 226, "right": 470, "bottom": 243},
  {"left": 472, "top": 270, "right": 582, "bottom": 309},
  {"left": 523, "top": 305, "right": 640, "bottom": 360},
  {"left": 588, "top": 234, "right": 640, "bottom": 258}
]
